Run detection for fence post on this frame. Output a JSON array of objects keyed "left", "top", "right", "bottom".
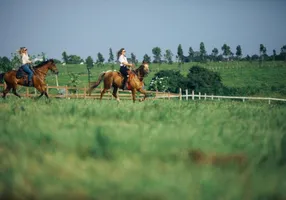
[
  {"left": 243, "top": 98, "right": 245, "bottom": 102},
  {"left": 186, "top": 89, "right": 188, "bottom": 100},
  {"left": 46, "top": 84, "right": 49, "bottom": 95},
  {"left": 204, "top": 93, "right": 206, "bottom": 100},
  {"left": 168, "top": 92, "right": 170, "bottom": 100},
  {"left": 211, "top": 94, "right": 214, "bottom": 100},
  {"left": 199, "top": 92, "right": 201, "bottom": 100},
  {"left": 34, "top": 88, "right": 36, "bottom": 96},
  {"left": 268, "top": 99, "right": 271, "bottom": 104},
  {"left": 179, "top": 88, "right": 182, "bottom": 101},
  {"left": 65, "top": 85, "right": 68, "bottom": 99},
  {"left": 192, "top": 90, "right": 194, "bottom": 100},
  {"left": 26, "top": 87, "right": 29, "bottom": 97}
]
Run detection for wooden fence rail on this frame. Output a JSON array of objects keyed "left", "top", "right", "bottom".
[{"left": 1, "top": 83, "right": 285, "bottom": 104}]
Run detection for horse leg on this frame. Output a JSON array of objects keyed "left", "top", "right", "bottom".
[
  {"left": 12, "top": 87, "right": 21, "bottom": 98},
  {"left": 34, "top": 84, "right": 45, "bottom": 100},
  {"left": 37, "top": 92, "right": 45, "bottom": 99},
  {"left": 112, "top": 87, "right": 120, "bottom": 102},
  {"left": 131, "top": 89, "right": 136, "bottom": 103},
  {"left": 138, "top": 88, "right": 147, "bottom": 102},
  {"left": 44, "top": 92, "right": 49, "bottom": 99},
  {"left": 2, "top": 85, "right": 12, "bottom": 99},
  {"left": 100, "top": 88, "right": 108, "bottom": 101}
]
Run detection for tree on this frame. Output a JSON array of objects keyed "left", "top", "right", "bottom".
[
  {"left": 10, "top": 53, "right": 21, "bottom": 69},
  {"left": 68, "top": 55, "right": 83, "bottom": 64},
  {"left": 235, "top": 45, "right": 242, "bottom": 60},
  {"left": 143, "top": 54, "right": 151, "bottom": 63},
  {"left": 62, "top": 51, "right": 68, "bottom": 63},
  {"left": 86, "top": 56, "right": 94, "bottom": 87},
  {"left": 221, "top": 44, "right": 231, "bottom": 61},
  {"left": 177, "top": 44, "right": 184, "bottom": 64},
  {"left": 281, "top": 45, "right": 286, "bottom": 62},
  {"left": 164, "top": 49, "right": 173, "bottom": 64},
  {"left": 108, "top": 48, "right": 114, "bottom": 63},
  {"left": 130, "top": 53, "right": 138, "bottom": 65},
  {"left": 272, "top": 49, "right": 276, "bottom": 61},
  {"left": 199, "top": 42, "right": 207, "bottom": 62},
  {"left": 41, "top": 52, "right": 46, "bottom": 61},
  {"left": 0, "top": 56, "right": 12, "bottom": 72},
  {"left": 259, "top": 44, "right": 267, "bottom": 62},
  {"left": 211, "top": 48, "right": 219, "bottom": 61},
  {"left": 96, "top": 52, "right": 105, "bottom": 67},
  {"left": 188, "top": 47, "right": 194, "bottom": 62},
  {"left": 86, "top": 56, "right": 94, "bottom": 69},
  {"left": 152, "top": 47, "right": 162, "bottom": 63}
]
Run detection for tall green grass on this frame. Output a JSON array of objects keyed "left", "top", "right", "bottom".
[{"left": 1, "top": 98, "right": 286, "bottom": 199}]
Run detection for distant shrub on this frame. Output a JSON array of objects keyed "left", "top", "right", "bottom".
[
  {"left": 185, "top": 65, "right": 224, "bottom": 95},
  {"left": 148, "top": 70, "right": 187, "bottom": 93}
]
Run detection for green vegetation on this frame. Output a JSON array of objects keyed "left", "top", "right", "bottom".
[
  {"left": 42, "top": 61, "right": 286, "bottom": 98},
  {"left": 1, "top": 98, "right": 286, "bottom": 199}
]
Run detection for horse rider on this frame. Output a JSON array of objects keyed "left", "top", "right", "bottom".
[
  {"left": 18, "top": 47, "right": 33, "bottom": 86},
  {"left": 117, "top": 48, "right": 134, "bottom": 90}
]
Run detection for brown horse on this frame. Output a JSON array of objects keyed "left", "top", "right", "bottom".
[
  {"left": 0, "top": 59, "right": 59, "bottom": 99},
  {"left": 88, "top": 62, "right": 149, "bottom": 102}
]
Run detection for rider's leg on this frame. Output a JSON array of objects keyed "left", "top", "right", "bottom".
[
  {"left": 22, "top": 64, "right": 33, "bottom": 86},
  {"left": 120, "top": 66, "right": 129, "bottom": 90}
]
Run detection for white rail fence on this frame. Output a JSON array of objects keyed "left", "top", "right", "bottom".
[{"left": 155, "top": 88, "right": 286, "bottom": 104}]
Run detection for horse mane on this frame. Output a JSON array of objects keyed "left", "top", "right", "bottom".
[
  {"left": 33, "top": 59, "right": 54, "bottom": 69},
  {"left": 134, "top": 64, "right": 145, "bottom": 75}
]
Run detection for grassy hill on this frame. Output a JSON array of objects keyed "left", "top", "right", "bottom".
[{"left": 45, "top": 61, "right": 286, "bottom": 98}]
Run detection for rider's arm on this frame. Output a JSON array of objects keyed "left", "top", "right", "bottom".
[{"left": 119, "top": 55, "right": 133, "bottom": 67}]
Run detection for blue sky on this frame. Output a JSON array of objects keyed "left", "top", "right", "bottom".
[{"left": 0, "top": 0, "right": 286, "bottom": 61}]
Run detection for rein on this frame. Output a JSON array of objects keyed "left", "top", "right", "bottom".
[{"left": 32, "top": 63, "right": 50, "bottom": 82}]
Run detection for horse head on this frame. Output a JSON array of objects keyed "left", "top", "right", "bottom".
[
  {"left": 136, "top": 61, "right": 149, "bottom": 78},
  {"left": 47, "top": 59, "right": 59, "bottom": 75}
]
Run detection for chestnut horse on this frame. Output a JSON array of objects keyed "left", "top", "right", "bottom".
[
  {"left": 0, "top": 59, "right": 59, "bottom": 99},
  {"left": 88, "top": 62, "right": 149, "bottom": 102}
]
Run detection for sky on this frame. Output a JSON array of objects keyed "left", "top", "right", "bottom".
[{"left": 1, "top": 0, "right": 286, "bottom": 61}]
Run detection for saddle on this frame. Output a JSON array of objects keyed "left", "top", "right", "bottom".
[
  {"left": 16, "top": 66, "right": 25, "bottom": 79},
  {"left": 16, "top": 66, "right": 34, "bottom": 86},
  {"left": 116, "top": 71, "right": 135, "bottom": 90}
]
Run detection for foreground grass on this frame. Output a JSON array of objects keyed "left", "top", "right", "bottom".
[{"left": 1, "top": 98, "right": 286, "bottom": 199}]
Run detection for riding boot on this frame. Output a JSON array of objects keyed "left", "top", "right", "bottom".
[
  {"left": 122, "top": 76, "right": 128, "bottom": 90},
  {"left": 28, "top": 80, "right": 33, "bottom": 87}
]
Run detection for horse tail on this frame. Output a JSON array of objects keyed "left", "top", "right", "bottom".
[
  {"left": 0, "top": 73, "right": 5, "bottom": 83},
  {"left": 88, "top": 71, "right": 106, "bottom": 95}
]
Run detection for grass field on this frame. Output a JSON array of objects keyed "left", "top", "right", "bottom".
[
  {"left": 42, "top": 61, "right": 286, "bottom": 98},
  {"left": 1, "top": 98, "right": 286, "bottom": 199}
]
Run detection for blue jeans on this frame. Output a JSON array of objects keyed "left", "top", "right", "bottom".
[{"left": 22, "top": 64, "right": 33, "bottom": 81}]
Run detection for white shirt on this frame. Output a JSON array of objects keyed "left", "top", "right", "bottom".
[
  {"left": 118, "top": 55, "right": 128, "bottom": 67},
  {"left": 22, "top": 54, "right": 31, "bottom": 65}
]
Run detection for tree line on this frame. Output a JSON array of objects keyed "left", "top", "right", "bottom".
[
  {"left": 1, "top": 43, "right": 286, "bottom": 73},
  {"left": 66, "top": 43, "right": 286, "bottom": 66}
]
